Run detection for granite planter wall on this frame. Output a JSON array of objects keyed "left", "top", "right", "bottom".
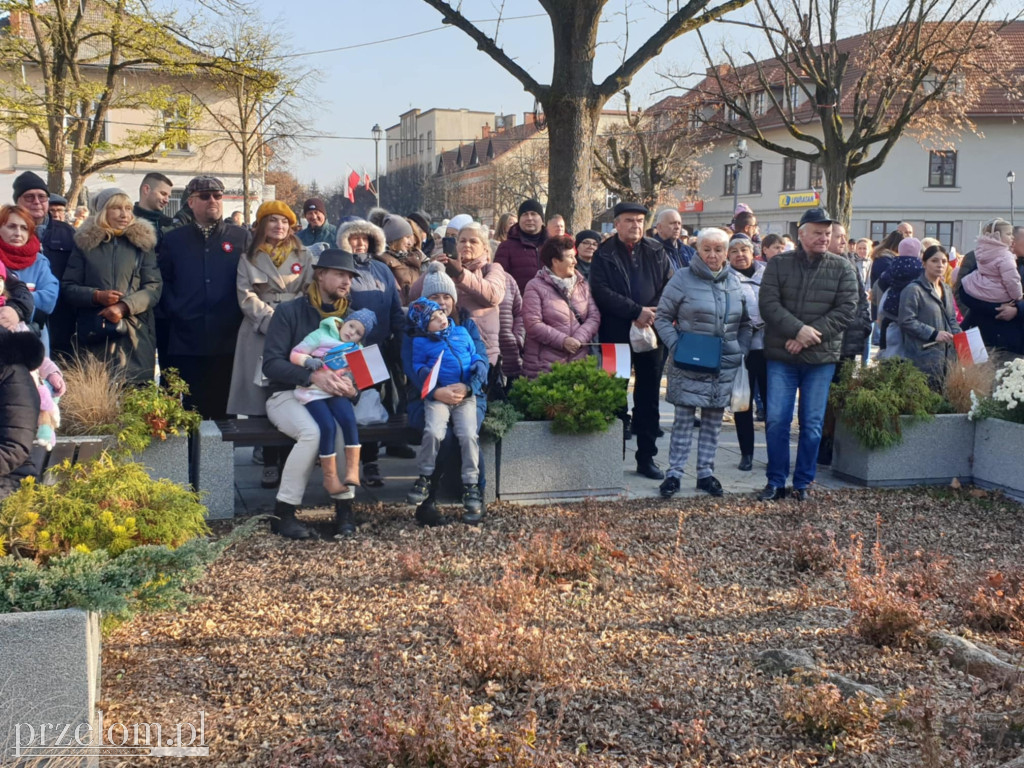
[
  {"left": 495, "top": 420, "right": 625, "bottom": 501},
  {"left": 48, "top": 434, "right": 188, "bottom": 487},
  {"left": 0, "top": 608, "right": 101, "bottom": 767},
  {"left": 972, "top": 418, "right": 1024, "bottom": 500},
  {"left": 832, "top": 413, "right": 974, "bottom": 487}
]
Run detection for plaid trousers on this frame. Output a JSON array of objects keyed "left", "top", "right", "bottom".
[{"left": 666, "top": 405, "right": 725, "bottom": 480}]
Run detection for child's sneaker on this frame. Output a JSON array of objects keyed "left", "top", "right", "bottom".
[
  {"left": 407, "top": 475, "right": 432, "bottom": 505},
  {"left": 461, "top": 483, "right": 484, "bottom": 524}
]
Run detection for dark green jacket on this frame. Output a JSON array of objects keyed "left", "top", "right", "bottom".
[{"left": 759, "top": 245, "right": 858, "bottom": 365}]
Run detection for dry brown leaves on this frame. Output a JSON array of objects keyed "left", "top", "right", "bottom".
[{"left": 100, "top": 488, "right": 1024, "bottom": 767}]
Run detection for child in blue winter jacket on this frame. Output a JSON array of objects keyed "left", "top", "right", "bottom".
[
  {"left": 289, "top": 308, "right": 376, "bottom": 495},
  {"left": 406, "top": 297, "right": 488, "bottom": 517}
]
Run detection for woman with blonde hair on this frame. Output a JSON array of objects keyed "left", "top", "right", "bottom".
[
  {"left": 62, "top": 188, "right": 161, "bottom": 383},
  {"left": 227, "top": 200, "right": 314, "bottom": 488}
]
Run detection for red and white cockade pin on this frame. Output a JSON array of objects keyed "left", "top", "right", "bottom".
[
  {"left": 222, "top": 242, "right": 234, "bottom": 253},
  {"left": 291, "top": 262, "right": 302, "bottom": 274}
]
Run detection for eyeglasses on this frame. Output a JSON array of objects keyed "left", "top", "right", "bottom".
[
  {"left": 192, "top": 191, "right": 223, "bottom": 201},
  {"left": 20, "top": 193, "right": 48, "bottom": 203}
]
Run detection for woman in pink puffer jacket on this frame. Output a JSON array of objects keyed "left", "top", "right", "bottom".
[
  {"left": 521, "top": 235, "right": 601, "bottom": 379},
  {"left": 961, "top": 219, "right": 1022, "bottom": 305}
]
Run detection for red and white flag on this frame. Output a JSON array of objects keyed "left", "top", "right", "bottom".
[
  {"left": 363, "top": 173, "right": 374, "bottom": 193},
  {"left": 599, "top": 343, "right": 631, "bottom": 378},
  {"left": 421, "top": 350, "right": 445, "bottom": 399},
  {"left": 345, "top": 344, "right": 390, "bottom": 390},
  {"left": 344, "top": 180, "right": 355, "bottom": 203},
  {"left": 953, "top": 327, "right": 989, "bottom": 365}
]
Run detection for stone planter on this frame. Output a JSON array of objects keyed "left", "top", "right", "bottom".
[
  {"left": 49, "top": 434, "right": 188, "bottom": 488},
  {"left": 831, "top": 413, "right": 974, "bottom": 487},
  {"left": 972, "top": 418, "right": 1024, "bottom": 500},
  {"left": 0, "top": 608, "right": 101, "bottom": 767},
  {"left": 495, "top": 420, "right": 625, "bottom": 501}
]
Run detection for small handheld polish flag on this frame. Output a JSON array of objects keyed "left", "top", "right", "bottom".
[
  {"left": 344, "top": 344, "right": 391, "bottom": 390},
  {"left": 421, "top": 350, "right": 445, "bottom": 399},
  {"left": 953, "top": 327, "right": 989, "bottom": 365},
  {"left": 600, "top": 343, "right": 631, "bottom": 378}
]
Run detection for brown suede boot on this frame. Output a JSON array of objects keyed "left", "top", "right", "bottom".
[
  {"left": 320, "top": 454, "right": 346, "bottom": 495},
  {"left": 343, "top": 445, "right": 361, "bottom": 488}
]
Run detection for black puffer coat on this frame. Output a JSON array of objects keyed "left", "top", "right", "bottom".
[{"left": 0, "top": 330, "right": 43, "bottom": 499}]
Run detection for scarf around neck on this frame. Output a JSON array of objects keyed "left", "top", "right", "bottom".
[
  {"left": 265, "top": 242, "right": 293, "bottom": 268},
  {"left": 308, "top": 281, "right": 349, "bottom": 320},
  {"left": 0, "top": 235, "right": 41, "bottom": 270}
]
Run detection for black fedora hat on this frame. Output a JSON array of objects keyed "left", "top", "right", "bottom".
[{"left": 314, "top": 249, "right": 360, "bottom": 275}]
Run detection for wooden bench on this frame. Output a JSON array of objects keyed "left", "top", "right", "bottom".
[
  {"left": 213, "top": 415, "right": 422, "bottom": 448},
  {"left": 35, "top": 436, "right": 112, "bottom": 482}
]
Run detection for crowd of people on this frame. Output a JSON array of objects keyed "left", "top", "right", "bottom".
[{"left": 2, "top": 166, "right": 1021, "bottom": 536}]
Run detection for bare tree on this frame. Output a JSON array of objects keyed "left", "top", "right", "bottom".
[
  {"left": 593, "top": 90, "right": 710, "bottom": 211},
  {"left": 189, "top": 20, "right": 318, "bottom": 222},
  {"left": 0, "top": 0, "right": 201, "bottom": 205},
  {"left": 491, "top": 138, "right": 549, "bottom": 216},
  {"left": 417, "top": 0, "right": 751, "bottom": 232},
  {"left": 685, "top": 0, "right": 1019, "bottom": 227}
]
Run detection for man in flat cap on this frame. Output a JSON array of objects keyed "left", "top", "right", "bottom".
[
  {"left": 590, "top": 201, "right": 673, "bottom": 481},
  {"left": 297, "top": 197, "right": 336, "bottom": 247},
  {"left": 756, "top": 207, "right": 858, "bottom": 502},
  {"left": 157, "top": 176, "right": 252, "bottom": 439}
]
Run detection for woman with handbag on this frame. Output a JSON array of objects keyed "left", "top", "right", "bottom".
[
  {"left": 227, "top": 201, "right": 313, "bottom": 488},
  {"left": 62, "top": 188, "right": 161, "bottom": 383},
  {"left": 727, "top": 233, "right": 767, "bottom": 471},
  {"left": 521, "top": 235, "right": 600, "bottom": 379},
  {"left": 654, "top": 227, "right": 752, "bottom": 498}
]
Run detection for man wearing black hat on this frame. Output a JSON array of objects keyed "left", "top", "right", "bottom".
[
  {"left": 297, "top": 198, "right": 337, "bottom": 247},
  {"left": 495, "top": 199, "right": 548, "bottom": 294},
  {"left": 12, "top": 171, "right": 77, "bottom": 358},
  {"left": 48, "top": 194, "right": 68, "bottom": 222},
  {"left": 157, "top": 176, "right": 251, "bottom": 426},
  {"left": 590, "top": 201, "right": 674, "bottom": 480},
  {"left": 262, "top": 248, "right": 361, "bottom": 539},
  {"left": 756, "top": 207, "right": 858, "bottom": 502}
]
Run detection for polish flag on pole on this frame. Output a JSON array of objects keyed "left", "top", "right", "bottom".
[
  {"left": 953, "top": 327, "right": 989, "bottom": 365},
  {"left": 348, "top": 170, "right": 361, "bottom": 196},
  {"left": 599, "top": 343, "right": 631, "bottom": 378},
  {"left": 345, "top": 344, "right": 391, "bottom": 390},
  {"left": 363, "top": 173, "right": 374, "bottom": 193},
  {"left": 344, "top": 180, "right": 355, "bottom": 203},
  {"left": 421, "top": 351, "right": 445, "bottom": 399}
]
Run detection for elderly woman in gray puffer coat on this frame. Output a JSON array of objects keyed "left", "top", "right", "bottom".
[{"left": 654, "top": 227, "right": 751, "bottom": 499}]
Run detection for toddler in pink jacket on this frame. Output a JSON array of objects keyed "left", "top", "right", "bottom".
[{"left": 961, "top": 220, "right": 1022, "bottom": 304}]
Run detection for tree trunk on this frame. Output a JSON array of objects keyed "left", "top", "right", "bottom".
[
  {"left": 543, "top": 96, "right": 603, "bottom": 234},
  {"left": 823, "top": 159, "right": 854, "bottom": 231}
]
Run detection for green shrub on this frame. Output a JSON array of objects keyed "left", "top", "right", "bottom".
[
  {"left": 480, "top": 399, "right": 522, "bottom": 440},
  {"left": 829, "top": 359, "right": 947, "bottom": 449},
  {"left": 116, "top": 369, "right": 201, "bottom": 454},
  {"left": 0, "top": 452, "right": 208, "bottom": 562},
  {"left": 509, "top": 359, "right": 627, "bottom": 434}
]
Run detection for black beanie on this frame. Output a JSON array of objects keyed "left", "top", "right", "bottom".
[
  {"left": 13, "top": 171, "right": 47, "bottom": 202},
  {"left": 517, "top": 199, "right": 544, "bottom": 218},
  {"left": 575, "top": 229, "right": 601, "bottom": 247}
]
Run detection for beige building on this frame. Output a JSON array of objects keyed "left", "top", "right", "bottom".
[
  {"left": 0, "top": 12, "right": 254, "bottom": 216},
  {"left": 386, "top": 107, "right": 498, "bottom": 180}
]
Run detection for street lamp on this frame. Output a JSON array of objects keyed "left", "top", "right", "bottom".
[
  {"left": 372, "top": 123, "right": 383, "bottom": 206},
  {"left": 1008, "top": 170, "right": 1016, "bottom": 226},
  {"left": 728, "top": 138, "right": 749, "bottom": 214}
]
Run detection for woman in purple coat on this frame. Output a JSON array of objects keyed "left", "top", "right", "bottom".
[{"left": 521, "top": 235, "right": 601, "bottom": 379}]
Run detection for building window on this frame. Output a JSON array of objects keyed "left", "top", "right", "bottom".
[
  {"left": 724, "top": 164, "right": 736, "bottom": 195},
  {"left": 782, "top": 157, "right": 797, "bottom": 191},
  {"left": 788, "top": 84, "right": 801, "bottom": 108},
  {"left": 605, "top": 190, "right": 620, "bottom": 210},
  {"left": 726, "top": 105, "right": 739, "bottom": 122},
  {"left": 870, "top": 221, "right": 902, "bottom": 241},
  {"left": 809, "top": 162, "right": 824, "bottom": 189},
  {"left": 925, "top": 221, "right": 954, "bottom": 246},
  {"left": 427, "top": 130, "right": 433, "bottom": 151},
  {"left": 749, "top": 160, "right": 762, "bottom": 194},
  {"left": 419, "top": 133, "right": 425, "bottom": 153},
  {"left": 161, "top": 108, "right": 188, "bottom": 151},
  {"left": 928, "top": 150, "right": 957, "bottom": 187},
  {"left": 752, "top": 91, "right": 766, "bottom": 115}
]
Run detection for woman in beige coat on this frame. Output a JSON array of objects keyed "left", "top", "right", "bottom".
[{"left": 227, "top": 201, "right": 313, "bottom": 487}]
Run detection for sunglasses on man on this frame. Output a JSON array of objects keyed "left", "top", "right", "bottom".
[{"left": 192, "top": 191, "right": 223, "bottom": 201}]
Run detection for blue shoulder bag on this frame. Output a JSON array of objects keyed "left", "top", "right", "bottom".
[{"left": 671, "top": 290, "right": 729, "bottom": 374}]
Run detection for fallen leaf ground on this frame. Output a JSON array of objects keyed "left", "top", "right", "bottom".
[{"left": 102, "top": 487, "right": 1024, "bottom": 767}]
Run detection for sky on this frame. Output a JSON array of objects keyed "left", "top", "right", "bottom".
[
  {"left": 250, "top": 0, "right": 1021, "bottom": 190},
  {"left": 250, "top": 0, "right": 743, "bottom": 188}
]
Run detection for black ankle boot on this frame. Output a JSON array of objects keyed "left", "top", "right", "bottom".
[
  {"left": 334, "top": 499, "right": 356, "bottom": 537},
  {"left": 270, "top": 501, "right": 311, "bottom": 540}
]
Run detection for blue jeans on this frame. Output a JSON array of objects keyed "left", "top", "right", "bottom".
[
  {"left": 765, "top": 360, "right": 836, "bottom": 490},
  {"left": 305, "top": 397, "right": 359, "bottom": 455}
]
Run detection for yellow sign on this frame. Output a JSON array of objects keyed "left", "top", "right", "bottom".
[{"left": 778, "top": 191, "right": 820, "bottom": 208}]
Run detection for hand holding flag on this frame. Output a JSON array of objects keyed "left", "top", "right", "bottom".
[{"left": 422, "top": 350, "right": 445, "bottom": 399}]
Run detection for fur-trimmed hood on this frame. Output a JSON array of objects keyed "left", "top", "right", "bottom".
[
  {"left": 336, "top": 220, "right": 386, "bottom": 258},
  {"left": 0, "top": 329, "right": 44, "bottom": 369},
  {"left": 73, "top": 217, "right": 158, "bottom": 253}
]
